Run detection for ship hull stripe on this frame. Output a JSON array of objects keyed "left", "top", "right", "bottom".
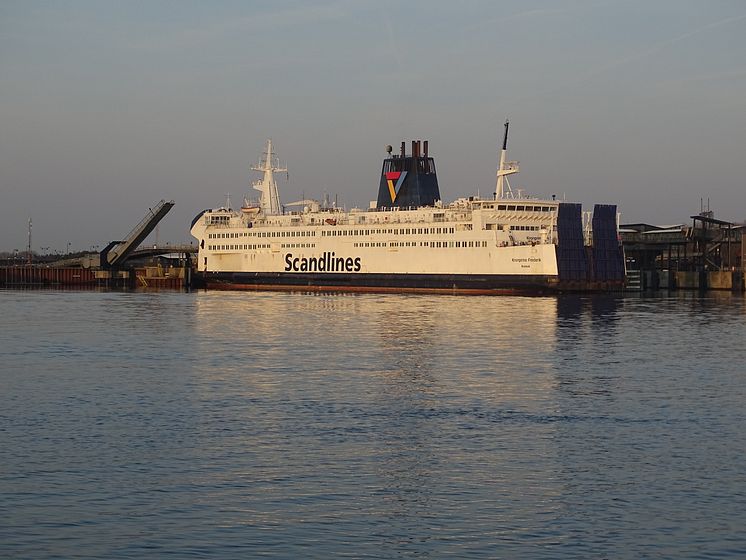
[{"left": 200, "top": 272, "right": 561, "bottom": 295}]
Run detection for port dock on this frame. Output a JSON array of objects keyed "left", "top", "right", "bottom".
[
  {"left": 1, "top": 200, "right": 200, "bottom": 290},
  {"left": 621, "top": 212, "right": 745, "bottom": 291},
  {"left": 3, "top": 202, "right": 744, "bottom": 293}
]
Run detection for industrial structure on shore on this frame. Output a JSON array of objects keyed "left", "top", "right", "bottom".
[
  {"left": 0, "top": 200, "right": 197, "bottom": 290},
  {"left": 621, "top": 211, "right": 745, "bottom": 291}
]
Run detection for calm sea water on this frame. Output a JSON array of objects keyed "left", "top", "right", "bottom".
[{"left": 1, "top": 289, "right": 745, "bottom": 559}]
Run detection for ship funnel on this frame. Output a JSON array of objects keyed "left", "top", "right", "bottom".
[{"left": 377, "top": 139, "right": 440, "bottom": 208}]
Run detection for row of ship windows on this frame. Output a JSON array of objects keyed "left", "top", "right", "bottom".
[
  {"left": 206, "top": 241, "right": 491, "bottom": 252},
  {"left": 208, "top": 230, "right": 316, "bottom": 239},
  {"left": 321, "top": 227, "right": 464, "bottom": 236},
  {"left": 507, "top": 225, "right": 543, "bottom": 231},
  {"left": 208, "top": 227, "right": 464, "bottom": 238},
  {"left": 353, "top": 241, "right": 490, "bottom": 248},
  {"left": 208, "top": 244, "right": 271, "bottom": 251},
  {"left": 207, "top": 224, "right": 543, "bottom": 239},
  {"left": 208, "top": 243, "right": 316, "bottom": 251},
  {"left": 492, "top": 205, "right": 554, "bottom": 212}
]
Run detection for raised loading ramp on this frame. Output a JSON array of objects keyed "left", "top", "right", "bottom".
[{"left": 100, "top": 200, "right": 175, "bottom": 269}]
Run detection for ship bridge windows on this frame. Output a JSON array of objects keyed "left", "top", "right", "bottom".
[{"left": 209, "top": 215, "right": 229, "bottom": 225}]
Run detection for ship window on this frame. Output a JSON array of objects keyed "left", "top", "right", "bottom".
[
  {"left": 498, "top": 205, "right": 506, "bottom": 210},
  {"left": 516, "top": 206, "right": 525, "bottom": 211}
]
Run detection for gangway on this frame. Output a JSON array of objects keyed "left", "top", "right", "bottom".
[{"left": 100, "top": 200, "right": 175, "bottom": 269}]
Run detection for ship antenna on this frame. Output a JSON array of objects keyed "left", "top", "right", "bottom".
[
  {"left": 251, "top": 139, "right": 287, "bottom": 215},
  {"left": 495, "top": 120, "right": 519, "bottom": 199}
]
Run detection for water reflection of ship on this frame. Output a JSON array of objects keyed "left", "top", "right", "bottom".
[
  {"left": 370, "top": 295, "right": 566, "bottom": 530},
  {"left": 555, "top": 295, "right": 623, "bottom": 400}
]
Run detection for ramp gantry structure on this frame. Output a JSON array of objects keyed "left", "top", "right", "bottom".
[{"left": 100, "top": 200, "right": 175, "bottom": 269}]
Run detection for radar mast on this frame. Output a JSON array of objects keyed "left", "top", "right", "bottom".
[
  {"left": 495, "top": 120, "right": 520, "bottom": 199},
  {"left": 251, "top": 139, "right": 286, "bottom": 215}
]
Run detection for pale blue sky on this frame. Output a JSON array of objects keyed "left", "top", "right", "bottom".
[{"left": 1, "top": 0, "right": 745, "bottom": 251}]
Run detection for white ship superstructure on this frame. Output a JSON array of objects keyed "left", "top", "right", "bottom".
[{"left": 191, "top": 125, "right": 624, "bottom": 293}]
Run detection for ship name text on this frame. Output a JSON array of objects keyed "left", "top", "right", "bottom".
[{"left": 284, "top": 252, "right": 362, "bottom": 273}]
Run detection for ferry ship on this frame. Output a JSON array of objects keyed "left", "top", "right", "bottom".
[{"left": 190, "top": 124, "right": 625, "bottom": 294}]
